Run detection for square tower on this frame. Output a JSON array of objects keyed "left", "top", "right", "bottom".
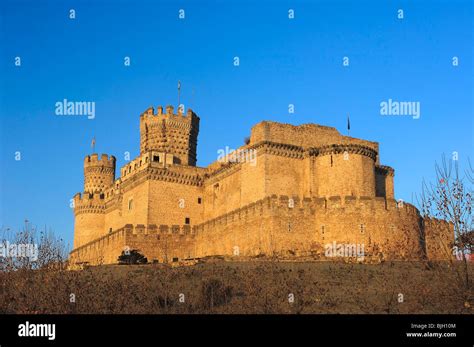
[{"left": 139, "top": 105, "right": 200, "bottom": 166}]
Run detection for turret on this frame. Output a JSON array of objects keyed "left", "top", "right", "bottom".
[
  {"left": 139, "top": 105, "right": 200, "bottom": 166},
  {"left": 83, "top": 154, "right": 116, "bottom": 193},
  {"left": 375, "top": 165, "right": 395, "bottom": 199},
  {"left": 72, "top": 192, "right": 106, "bottom": 248}
]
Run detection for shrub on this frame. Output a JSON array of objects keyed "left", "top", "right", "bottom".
[{"left": 117, "top": 250, "right": 147, "bottom": 265}]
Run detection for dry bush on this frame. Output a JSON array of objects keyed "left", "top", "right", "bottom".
[{"left": 1, "top": 259, "right": 472, "bottom": 314}]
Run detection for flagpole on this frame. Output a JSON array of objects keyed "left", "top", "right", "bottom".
[
  {"left": 177, "top": 80, "right": 181, "bottom": 108},
  {"left": 347, "top": 114, "right": 350, "bottom": 136}
]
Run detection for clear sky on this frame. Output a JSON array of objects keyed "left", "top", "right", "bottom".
[{"left": 0, "top": 0, "right": 472, "bottom": 249}]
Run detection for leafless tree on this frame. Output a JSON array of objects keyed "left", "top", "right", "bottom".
[
  {"left": 416, "top": 155, "right": 472, "bottom": 289},
  {"left": 0, "top": 220, "right": 68, "bottom": 272}
]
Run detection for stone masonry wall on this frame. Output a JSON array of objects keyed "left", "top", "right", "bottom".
[
  {"left": 70, "top": 195, "right": 453, "bottom": 266},
  {"left": 71, "top": 116, "right": 453, "bottom": 266}
]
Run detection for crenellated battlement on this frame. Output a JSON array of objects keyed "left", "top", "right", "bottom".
[
  {"left": 83, "top": 153, "right": 116, "bottom": 194},
  {"left": 71, "top": 106, "right": 454, "bottom": 266},
  {"left": 139, "top": 104, "right": 200, "bottom": 165},
  {"left": 73, "top": 191, "right": 106, "bottom": 202},
  {"left": 124, "top": 223, "right": 196, "bottom": 237},
  {"left": 139, "top": 105, "right": 199, "bottom": 123},
  {"left": 73, "top": 192, "right": 106, "bottom": 216},
  {"left": 84, "top": 153, "right": 116, "bottom": 168},
  {"left": 193, "top": 194, "right": 422, "bottom": 233}
]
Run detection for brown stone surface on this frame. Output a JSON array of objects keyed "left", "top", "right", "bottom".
[{"left": 70, "top": 106, "right": 454, "bottom": 266}]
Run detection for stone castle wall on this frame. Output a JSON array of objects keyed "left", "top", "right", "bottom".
[
  {"left": 70, "top": 108, "right": 454, "bottom": 266},
  {"left": 70, "top": 194, "right": 454, "bottom": 266}
]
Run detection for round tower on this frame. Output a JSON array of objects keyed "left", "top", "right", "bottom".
[
  {"left": 73, "top": 192, "right": 106, "bottom": 248},
  {"left": 312, "top": 144, "right": 377, "bottom": 198},
  {"left": 83, "top": 154, "right": 116, "bottom": 193}
]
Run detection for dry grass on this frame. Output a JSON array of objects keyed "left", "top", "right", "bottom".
[{"left": 0, "top": 260, "right": 472, "bottom": 314}]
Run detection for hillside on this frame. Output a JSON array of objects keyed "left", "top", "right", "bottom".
[{"left": 1, "top": 260, "right": 472, "bottom": 314}]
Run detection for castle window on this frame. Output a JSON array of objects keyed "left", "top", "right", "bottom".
[
  {"left": 198, "top": 197, "right": 202, "bottom": 204},
  {"left": 330, "top": 155, "right": 333, "bottom": 167},
  {"left": 153, "top": 155, "right": 160, "bottom": 162},
  {"left": 109, "top": 228, "right": 112, "bottom": 233},
  {"left": 100, "top": 193, "right": 105, "bottom": 199},
  {"left": 360, "top": 224, "right": 365, "bottom": 234},
  {"left": 128, "top": 199, "right": 133, "bottom": 211},
  {"left": 172, "top": 257, "right": 179, "bottom": 262},
  {"left": 185, "top": 217, "right": 190, "bottom": 225},
  {"left": 321, "top": 225, "right": 325, "bottom": 234}
]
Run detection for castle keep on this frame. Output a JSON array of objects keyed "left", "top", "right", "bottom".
[{"left": 70, "top": 105, "right": 453, "bottom": 266}]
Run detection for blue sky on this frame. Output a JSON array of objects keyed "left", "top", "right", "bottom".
[{"left": 0, "top": 0, "right": 472, "bottom": 249}]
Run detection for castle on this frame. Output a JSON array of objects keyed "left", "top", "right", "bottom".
[{"left": 69, "top": 105, "right": 453, "bottom": 266}]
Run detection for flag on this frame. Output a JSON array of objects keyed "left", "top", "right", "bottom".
[
  {"left": 91, "top": 137, "right": 96, "bottom": 149},
  {"left": 178, "top": 81, "right": 181, "bottom": 91},
  {"left": 347, "top": 115, "right": 351, "bottom": 132}
]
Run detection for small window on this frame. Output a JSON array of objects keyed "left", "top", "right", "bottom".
[
  {"left": 360, "top": 224, "right": 365, "bottom": 234},
  {"left": 153, "top": 155, "right": 160, "bottom": 162},
  {"left": 128, "top": 199, "right": 133, "bottom": 211},
  {"left": 172, "top": 257, "right": 179, "bottom": 262},
  {"left": 198, "top": 197, "right": 202, "bottom": 204},
  {"left": 185, "top": 217, "right": 190, "bottom": 225},
  {"left": 109, "top": 228, "right": 112, "bottom": 233}
]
